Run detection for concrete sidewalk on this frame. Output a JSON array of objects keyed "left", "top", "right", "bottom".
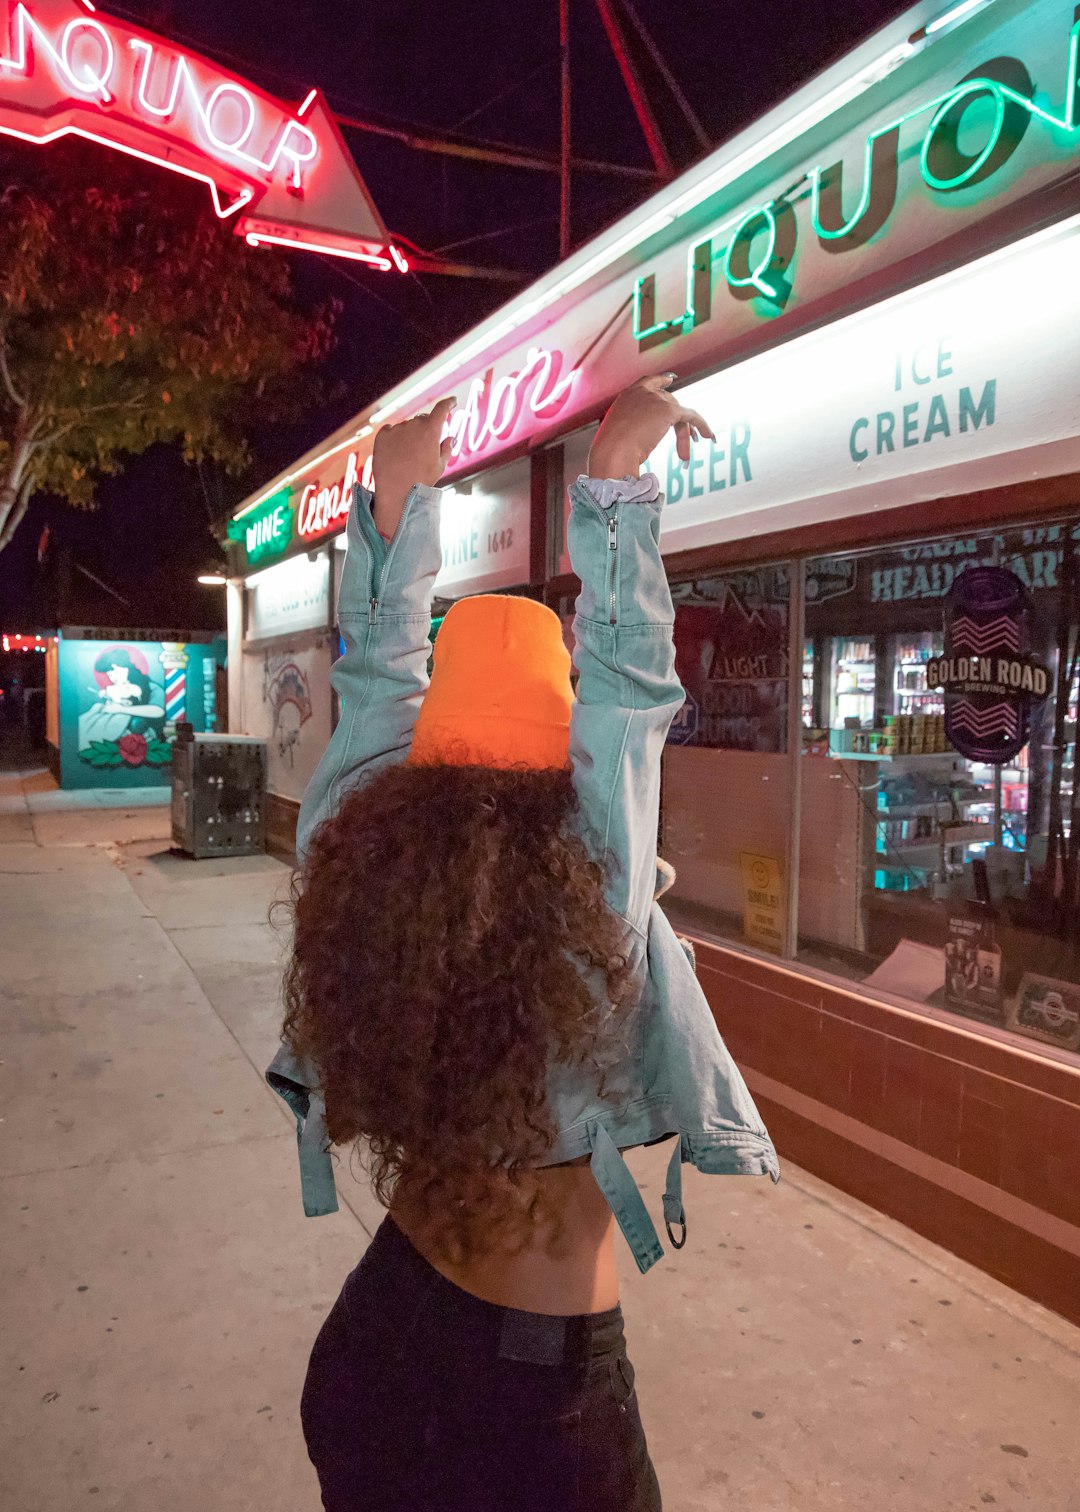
[{"left": 2, "top": 769, "right": 1079, "bottom": 1512}]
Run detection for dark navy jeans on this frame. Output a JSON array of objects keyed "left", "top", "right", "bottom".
[{"left": 300, "top": 1216, "right": 662, "bottom": 1511}]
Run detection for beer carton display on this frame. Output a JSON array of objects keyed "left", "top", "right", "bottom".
[{"left": 1007, "top": 973, "right": 1080, "bottom": 1051}]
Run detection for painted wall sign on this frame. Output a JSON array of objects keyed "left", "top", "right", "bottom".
[
  {"left": 241, "top": 634, "right": 332, "bottom": 803},
  {"left": 0, "top": 0, "right": 404, "bottom": 268},
  {"left": 436, "top": 456, "right": 532, "bottom": 597},
  {"left": 929, "top": 567, "right": 1050, "bottom": 763},
  {"left": 643, "top": 217, "right": 1080, "bottom": 558},
  {"left": 245, "top": 550, "right": 330, "bottom": 642}
]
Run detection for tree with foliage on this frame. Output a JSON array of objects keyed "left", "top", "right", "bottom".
[{"left": 0, "top": 148, "right": 338, "bottom": 553}]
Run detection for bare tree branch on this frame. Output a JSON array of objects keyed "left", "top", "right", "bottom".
[
  {"left": 0, "top": 470, "right": 34, "bottom": 552},
  {"left": 0, "top": 338, "right": 26, "bottom": 411}
]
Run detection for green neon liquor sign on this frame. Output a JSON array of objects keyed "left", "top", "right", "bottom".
[
  {"left": 227, "top": 488, "right": 294, "bottom": 563},
  {"left": 632, "top": 13, "right": 1080, "bottom": 346}
]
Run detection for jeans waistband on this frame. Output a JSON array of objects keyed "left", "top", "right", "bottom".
[{"left": 353, "top": 1215, "right": 625, "bottom": 1365}]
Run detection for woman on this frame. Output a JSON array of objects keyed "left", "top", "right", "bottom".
[
  {"left": 271, "top": 378, "right": 779, "bottom": 1511},
  {"left": 77, "top": 647, "right": 165, "bottom": 752}
]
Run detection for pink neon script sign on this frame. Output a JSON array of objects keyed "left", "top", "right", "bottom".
[
  {"left": 297, "top": 448, "right": 374, "bottom": 541},
  {"left": 444, "top": 346, "right": 578, "bottom": 468},
  {"left": 0, "top": 0, "right": 402, "bottom": 266}
]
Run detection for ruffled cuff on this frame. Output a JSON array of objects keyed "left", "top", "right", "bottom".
[{"left": 575, "top": 471, "right": 661, "bottom": 509}]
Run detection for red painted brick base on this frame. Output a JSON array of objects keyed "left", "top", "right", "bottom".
[{"left": 694, "top": 940, "right": 1080, "bottom": 1327}]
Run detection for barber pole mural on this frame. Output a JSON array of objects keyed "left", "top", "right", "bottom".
[
  {"left": 928, "top": 568, "right": 1051, "bottom": 764},
  {"left": 160, "top": 641, "right": 189, "bottom": 736}
]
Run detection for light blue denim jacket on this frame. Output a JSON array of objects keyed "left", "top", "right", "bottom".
[{"left": 266, "top": 474, "right": 779, "bottom": 1273}]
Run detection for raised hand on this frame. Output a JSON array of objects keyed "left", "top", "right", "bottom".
[
  {"left": 588, "top": 374, "right": 714, "bottom": 483},
  {"left": 371, "top": 396, "right": 457, "bottom": 538}
]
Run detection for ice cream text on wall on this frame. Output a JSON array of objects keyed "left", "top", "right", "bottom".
[{"left": 0, "top": 0, "right": 404, "bottom": 267}]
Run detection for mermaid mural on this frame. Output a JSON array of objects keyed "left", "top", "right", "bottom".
[{"left": 77, "top": 646, "right": 172, "bottom": 770}]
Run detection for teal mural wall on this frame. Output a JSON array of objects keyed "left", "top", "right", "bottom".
[{"left": 57, "top": 636, "right": 225, "bottom": 790}]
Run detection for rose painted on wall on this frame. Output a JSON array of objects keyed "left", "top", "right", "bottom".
[
  {"left": 81, "top": 734, "right": 174, "bottom": 768},
  {"left": 117, "top": 732, "right": 149, "bottom": 766}
]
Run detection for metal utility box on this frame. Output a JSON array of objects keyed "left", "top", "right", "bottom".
[{"left": 171, "top": 731, "right": 267, "bottom": 859}]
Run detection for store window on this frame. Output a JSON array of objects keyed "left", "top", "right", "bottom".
[
  {"left": 660, "top": 563, "right": 795, "bottom": 954},
  {"left": 797, "top": 519, "right": 1080, "bottom": 1058}
]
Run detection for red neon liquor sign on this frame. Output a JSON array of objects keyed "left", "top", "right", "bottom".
[{"left": 0, "top": 0, "right": 405, "bottom": 268}]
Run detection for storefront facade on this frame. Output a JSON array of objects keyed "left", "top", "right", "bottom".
[{"left": 226, "top": 0, "right": 1080, "bottom": 1319}]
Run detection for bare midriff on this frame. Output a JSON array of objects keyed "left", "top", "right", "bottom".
[{"left": 390, "top": 1158, "right": 619, "bottom": 1316}]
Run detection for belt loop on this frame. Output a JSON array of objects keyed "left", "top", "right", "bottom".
[
  {"left": 587, "top": 1120, "right": 664, "bottom": 1274},
  {"left": 663, "top": 1136, "right": 688, "bottom": 1250},
  {"left": 499, "top": 1310, "right": 568, "bottom": 1365}
]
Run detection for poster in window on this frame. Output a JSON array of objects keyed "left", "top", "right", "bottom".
[
  {"left": 927, "top": 567, "right": 1050, "bottom": 764},
  {"left": 671, "top": 568, "right": 789, "bottom": 752},
  {"left": 1007, "top": 973, "right": 1080, "bottom": 1052}
]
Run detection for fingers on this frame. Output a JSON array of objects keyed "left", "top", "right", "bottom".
[
  {"left": 427, "top": 395, "right": 457, "bottom": 431},
  {"left": 677, "top": 406, "right": 715, "bottom": 442},
  {"left": 674, "top": 420, "right": 693, "bottom": 463},
  {"left": 639, "top": 371, "right": 677, "bottom": 392},
  {"left": 439, "top": 435, "right": 453, "bottom": 462}
]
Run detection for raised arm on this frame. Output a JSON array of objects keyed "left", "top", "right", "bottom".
[
  {"left": 567, "top": 377, "right": 713, "bottom": 935},
  {"left": 295, "top": 399, "right": 454, "bottom": 863}
]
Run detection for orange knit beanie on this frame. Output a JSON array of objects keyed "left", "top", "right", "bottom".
[{"left": 408, "top": 595, "right": 573, "bottom": 771}]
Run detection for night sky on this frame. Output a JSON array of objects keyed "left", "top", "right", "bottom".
[{"left": 0, "top": 0, "right": 906, "bottom": 631}]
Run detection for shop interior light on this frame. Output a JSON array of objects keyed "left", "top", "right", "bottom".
[{"left": 197, "top": 573, "right": 227, "bottom": 585}]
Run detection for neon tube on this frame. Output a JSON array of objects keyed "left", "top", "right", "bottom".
[
  {"left": 0, "top": 116, "right": 254, "bottom": 217},
  {"left": 244, "top": 231, "right": 393, "bottom": 268}
]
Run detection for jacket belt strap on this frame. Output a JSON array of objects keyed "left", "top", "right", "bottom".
[
  {"left": 587, "top": 1120, "right": 664, "bottom": 1274},
  {"left": 662, "top": 1135, "right": 688, "bottom": 1249},
  {"left": 296, "top": 1088, "right": 339, "bottom": 1217}
]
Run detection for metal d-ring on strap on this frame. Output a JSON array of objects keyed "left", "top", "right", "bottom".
[{"left": 663, "top": 1135, "right": 688, "bottom": 1250}]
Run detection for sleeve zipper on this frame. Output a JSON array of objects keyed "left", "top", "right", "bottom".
[{"left": 607, "top": 510, "right": 618, "bottom": 626}]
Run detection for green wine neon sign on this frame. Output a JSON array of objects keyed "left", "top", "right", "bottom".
[
  {"left": 633, "top": 14, "right": 1080, "bottom": 346},
  {"left": 227, "top": 489, "right": 293, "bottom": 563}
]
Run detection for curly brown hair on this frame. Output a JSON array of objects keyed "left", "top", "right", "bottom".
[{"left": 281, "top": 761, "right": 637, "bottom": 1263}]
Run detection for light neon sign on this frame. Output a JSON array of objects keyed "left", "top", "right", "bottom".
[
  {"left": 0, "top": 0, "right": 405, "bottom": 266},
  {"left": 444, "top": 345, "right": 578, "bottom": 467},
  {"left": 296, "top": 447, "right": 373, "bottom": 543},
  {"left": 238, "top": 343, "right": 575, "bottom": 557},
  {"left": 632, "top": 13, "right": 1080, "bottom": 343},
  {"left": 227, "top": 490, "right": 293, "bottom": 562}
]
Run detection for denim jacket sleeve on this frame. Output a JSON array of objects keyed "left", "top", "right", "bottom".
[
  {"left": 295, "top": 482, "right": 443, "bottom": 864},
  {"left": 566, "top": 474, "right": 684, "bottom": 937},
  {"left": 267, "top": 480, "right": 442, "bottom": 1218}
]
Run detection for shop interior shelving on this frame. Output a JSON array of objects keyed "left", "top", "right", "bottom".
[{"left": 830, "top": 636, "right": 875, "bottom": 729}]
